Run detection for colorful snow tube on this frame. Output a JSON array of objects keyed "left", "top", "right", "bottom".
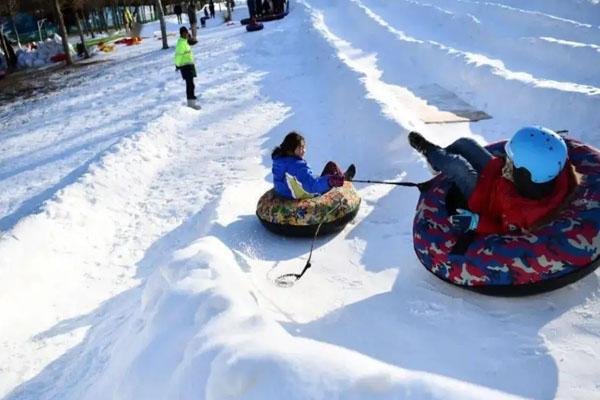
[
  {"left": 246, "top": 22, "right": 264, "bottom": 32},
  {"left": 257, "top": 182, "right": 361, "bottom": 237},
  {"left": 413, "top": 139, "right": 600, "bottom": 296}
]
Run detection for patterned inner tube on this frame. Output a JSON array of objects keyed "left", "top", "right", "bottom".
[
  {"left": 413, "top": 139, "right": 600, "bottom": 296},
  {"left": 256, "top": 182, "right": 361, "bottom": 237}
]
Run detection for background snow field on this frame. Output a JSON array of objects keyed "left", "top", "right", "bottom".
[{"left": 1, "top": 0, "right": 599, "bottom": 399}]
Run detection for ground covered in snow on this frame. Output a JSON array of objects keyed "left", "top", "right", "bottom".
[{"left": 1, "top": 1, "right": 599, "bottom": 399}]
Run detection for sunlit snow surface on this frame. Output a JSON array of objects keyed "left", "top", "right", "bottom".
[{"left": 1, "top": 1, "right": 599, "bottom": 399}]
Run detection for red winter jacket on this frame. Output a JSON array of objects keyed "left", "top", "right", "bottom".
[{"left": 468, "top": 157, "right": 574, "bottom": 234}]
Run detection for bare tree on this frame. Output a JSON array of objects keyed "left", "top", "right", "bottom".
[
  {"left": 7, "top": 0, "right": 21, "bottom": 47},
  {"left": 52, "top": 0, "right": 73, "bottom": 65},
  {"left": 72, "top": 0, "right": 90, "bottom": 58},
  {"left": 156, "top": 0, "right": 168, "bottom": 49}
]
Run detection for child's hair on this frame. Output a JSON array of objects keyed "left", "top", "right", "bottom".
[
  {"left": 180, "top": 26, "right": 188, "bottom": 36},
  {"left": 272, "top": 131, "right": 305, "bottom": 158}
]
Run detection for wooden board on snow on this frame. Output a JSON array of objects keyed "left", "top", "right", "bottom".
[{"left": 412, "top": 84, "right": 492, "bottom": 124}]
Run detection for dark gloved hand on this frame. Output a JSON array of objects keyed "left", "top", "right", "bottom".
[
  {"left": 449, "top": 208, "right": 479, "bottom": 232},
  {"left": 328, "top": 175, "right": 344, "bottom": 188},
  {"left": 175, "top": 66, "right": 180, "bottom": 71}
]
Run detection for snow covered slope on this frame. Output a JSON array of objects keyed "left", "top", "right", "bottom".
[{"left": 1, "top": 1, "right": 599, "bottom": 399}]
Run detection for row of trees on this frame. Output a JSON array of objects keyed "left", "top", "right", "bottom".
[{"left": 0, "top": 0, "right": 179, "bottom": 68}]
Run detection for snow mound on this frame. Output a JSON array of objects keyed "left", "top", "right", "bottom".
[{"left": 73, "top": 236, "right": 519, "bottom": 400}]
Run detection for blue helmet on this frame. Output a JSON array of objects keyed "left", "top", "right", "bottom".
[{"left": 505, "top": 126, "right": 567, "bottom": 183}]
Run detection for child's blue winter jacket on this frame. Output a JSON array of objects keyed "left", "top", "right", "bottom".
[{"left": 272, "top": 156, "right": 331, "bottom": 199}]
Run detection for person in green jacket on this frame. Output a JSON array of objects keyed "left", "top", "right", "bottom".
[{"left": 174, "top": 26, "right": 201, "bottom": 110}]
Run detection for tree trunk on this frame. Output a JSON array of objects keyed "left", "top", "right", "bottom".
[
  {"left": 91, "top": 10, "right": 100, "bottom": 34},
  {"left": 83, "top": 12, "right": 94, "bottom": 38},
  {"left": 10, "top": 16, "right": 21, "bottom": 47},
  {"left": 225, "top": 1, "right": 232, "bottom": 21},
  {"left": 156, "top": 0, "right": 168, "bottom": 49},
  {"left": 0, "top": 28, "right": 17, "bottom": 70},
  {"left": 75, "top": 12, "right": 90, "bottom": 59},
  {"left": 119, "top": 7, "right": 125, "bottom": 28},
  {"left": 52, "top": 0, "right": 73, "bottom": 65},
  {"left": 88, "top": 13, "right": 96, "bottom": 38},
  {"left": 99, "top": 7, "right": 109, "bottom": 32},
  {"left": 112, "top": 5, "right": 123, "bottom": 29},
  {"left": 95, "top": 10, "right": 103, "bottom": 34}
]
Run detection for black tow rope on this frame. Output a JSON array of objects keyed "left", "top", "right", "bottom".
[
  {"left": 273, "top": 177, "right": 434, "bottom": 287},
  {"left": 274, "top": 202, "right": 342, "bottom": 288},
  {"left": 350, "top": 178, "right": 434, "bottom": 193}
]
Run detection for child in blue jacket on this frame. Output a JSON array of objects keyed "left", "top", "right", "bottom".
[{"left": 272, "top": 132, "right": 355, "bottom": 199}]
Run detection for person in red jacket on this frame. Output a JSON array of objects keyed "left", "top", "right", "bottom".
[{"left": 408, "top": 127, "right": 574, "bottom": 234}]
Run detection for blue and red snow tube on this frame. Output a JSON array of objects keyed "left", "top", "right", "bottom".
[{"left": 413, "top": 139, "right": 600, "bottom": 296}]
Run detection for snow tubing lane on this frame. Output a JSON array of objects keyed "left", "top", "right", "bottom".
[
  {"left": 256, "top": 182, "right": 361, "bottom": 237},
  {"left": 413, "top": 139, "right": 600, "bottom": 296},
  {"left": 246, "top": 23, "right": 264, "bottom": 32}
]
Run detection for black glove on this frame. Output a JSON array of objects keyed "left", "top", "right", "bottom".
[
  {"left": 449, "top": 209, "right": 479, "bottom": 232},
  {"left": 175, "top": 66, "right": 180, "bottom": 71}
]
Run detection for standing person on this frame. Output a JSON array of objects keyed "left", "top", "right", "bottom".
[
  {"left": 209, "top": 0, "right": 215, "bottom": 18},
  {"left": 274, "top": 0, "right": 283, "bottom": 14},
  {"left": 255, "top": 0, "right": 263, "bottom": 17},
  {"left": 407, "top": 128, "right": 574, "bottom": 234},
  {"left": 187, "top": 1, "right": 198, "bottom": 44},
  {"left": 174, "top": 27, "right": 201, "bottom": 110},
  {"left": 124, "top": 7, "right": 134, "bottom": 32},
  {"left": 247, "top": 0, "right": 256, "bottom": 18},
  {"left": 174, "top": 3, "right": 183, "bottom": 24}
]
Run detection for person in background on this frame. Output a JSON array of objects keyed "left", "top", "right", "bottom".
[
  {"left": 174, "top": 26, "right": 201, "bottom": 110},
  {"left": 124, "top": 7, "right": 134, "bottom": 32},
  {"left": 174, "top": 3, "right": 183, "bottom": 24},
  {"left": 247, "top": 0, "right": 256, "bottom": 19},
  {"left": 274, "top": 0, "right": 284, "bottom": 14},
  {"left": 408, "top": 127, "right": 575, "bottom": 234},
  {"left": 209, "top": 0, "right": 215, "bottom": 18},
  {"left": 254, "top": 0, "right": 263, "bottom": 17},
  {"left": 262, "top": 0, "right": 271, "bottom": 15},
  {"left": 272, "top": 132, "right": 356, "bottom": 199}
]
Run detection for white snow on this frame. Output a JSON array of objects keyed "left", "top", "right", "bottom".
[{"left": 1, "top": 1, "right": 599, "bottom": 399}]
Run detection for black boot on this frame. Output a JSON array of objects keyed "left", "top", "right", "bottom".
[
  {"left": 408, "top": 131, "right": 439, "bottom": 155},
  {"left": 344, "top": 164, "right": 356, "bottom": 180}
]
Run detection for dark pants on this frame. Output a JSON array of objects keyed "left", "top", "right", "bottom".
[
  {"left": 426, "top": 138, "right": 493, "bottom": 198},
  {"left": 185, "top": 77, "right": 195, "bottom": 100},
  {"left": 180, "top": 65, "right": 197, "bottom": 100},
  {"left": 176, "top": 14, "right": 182, "bottom": 23},
  {"left": 320, "top": 161, "right": 343, "bottom": 177}
]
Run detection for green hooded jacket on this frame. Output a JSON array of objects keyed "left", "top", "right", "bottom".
[{"left": 174, "top": 37, "right": 194, "bottom": 67}]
